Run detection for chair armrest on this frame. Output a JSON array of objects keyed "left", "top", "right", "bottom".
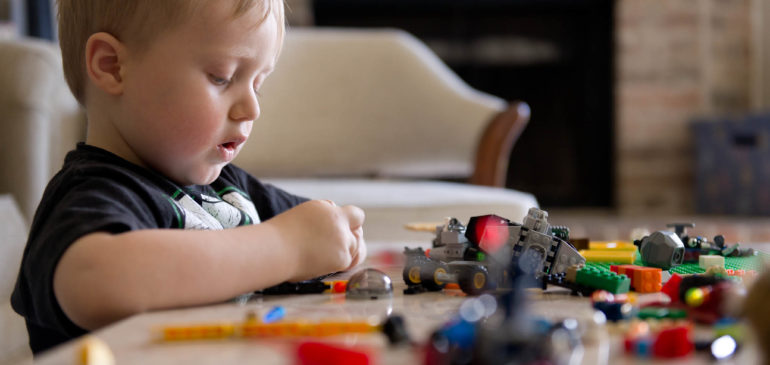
[{"left": 470, "top": 101, "right": 531, "bottom": 187}]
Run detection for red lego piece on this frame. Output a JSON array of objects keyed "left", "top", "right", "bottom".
[
  {"left": 610, "top": 264, "right": 635, "bottom": 276},
  {"left": 296, "top": 341, "right": 371, "bottom": 365},
  {"left": 652, "top": 326, "right": 693, "bottom": 358},
  {"left": 687, "top": 281, "right": 733, "bottom": 324},
  {"left": 331, "top": 281, "right": 348, "bottom": 293},
  {"left": 662, "top": 274, "right": 684, "bottom": 303}
]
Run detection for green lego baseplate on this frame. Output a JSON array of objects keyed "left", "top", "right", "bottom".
[{"left": 583, "top": 252, "right": 768, "bottom": 275}]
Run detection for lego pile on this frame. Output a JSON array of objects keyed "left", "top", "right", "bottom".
[{"left": 402, "top": 207, "right": 768, "bottom": 364}]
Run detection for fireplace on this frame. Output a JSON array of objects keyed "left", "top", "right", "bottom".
[{"left": 313, "top": 0, "right": 616, "bottom": 208}]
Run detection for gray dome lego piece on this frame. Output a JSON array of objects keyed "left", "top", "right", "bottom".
[
  {"left": 639, "top": 231, "right": 685, "bottom": 270},
  {"left": 346, "top": 268, "right": 394, "bottom": 300}
]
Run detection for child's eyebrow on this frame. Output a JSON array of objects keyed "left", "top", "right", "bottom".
[{"left": 220, "top": 47, "right": 276, "bottom": 74}]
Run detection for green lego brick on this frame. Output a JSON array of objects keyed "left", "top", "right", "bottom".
[
  {"left": 575, "top": 266, "right": 630, "bottom": 294},
  {"left": 637, "top": 306, "right": 688, "bottom": 320}
]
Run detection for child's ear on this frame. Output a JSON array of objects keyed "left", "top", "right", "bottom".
[{"left": 85, "top": 32, "right": 126, "bottom": 96}]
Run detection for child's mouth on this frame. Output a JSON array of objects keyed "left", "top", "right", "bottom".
[{"left": 217, "top": 140, "right": 243, "bottom": 162}]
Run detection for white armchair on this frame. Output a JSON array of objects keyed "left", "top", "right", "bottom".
[{"left": 0, "top": 37, "right": 85, "bottom": 224}]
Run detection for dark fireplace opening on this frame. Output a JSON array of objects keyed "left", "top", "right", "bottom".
[{"left": 313, "top": 0, "right": 615, "bottom": 208}]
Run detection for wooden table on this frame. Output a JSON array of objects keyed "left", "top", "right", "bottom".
[{"left": 29, "top": 243, "right": 761, "bottom": 365}]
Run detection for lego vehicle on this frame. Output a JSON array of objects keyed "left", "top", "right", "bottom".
[{"left": 403, "top": 208, "right": 585, "bottom": 295}]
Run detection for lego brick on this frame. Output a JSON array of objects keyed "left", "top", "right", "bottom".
[
  {"left": 610, "top": 265, "right": 662, "bottom": 293},
  {"left": 637, "top": 306, "right": 687, "bottom": 320},
  {"left": 610, "top": 264, "right": 637, "bottom": 276},
  {"left": 633, "top": 267, "right": 662, "bottom": 293},
  {"left": 566, "top": 264, "right": 582, "bottom": 283},
  {"left": 589, "top": 241, "right": 637, "bottom": 251},
  {"left": 579, "top": 249, "right": 636, "bottom": 264},
  {"left": 652, "top": 326, "right": 694, "bottom": 358},
  {"left": 575, "top": 267, "right": 630, "bottom": 294},
  {"left": 297, "top": 341, "right": 371, "bottom": 365},
  {"left": 699, "top": 255, "right": 725, "bottom": 270},
  {"left": 661, "top": 273, "right": 683, "bottom": 303}
]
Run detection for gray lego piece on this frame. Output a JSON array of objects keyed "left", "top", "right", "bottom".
[
  {"left": 346, "top": 268, "right": 393, "bottom": 300},
  {"left": 402, "top": 207, "right": 586, "bottom": 295},
  {"left": 512, "top": 208, "right": 585, "bottom": 276},
  {"left": 639, "top": 231, "right": 685, "bottom": 270}
]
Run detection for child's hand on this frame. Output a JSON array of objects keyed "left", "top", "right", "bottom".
[{"left": 270, "top": 200, "right": 366, "bottom": 281}]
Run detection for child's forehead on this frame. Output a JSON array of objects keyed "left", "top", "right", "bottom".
[
  {"left": 174, "top": 0, "right": 278, "bottom": 38},
  {"left": 168, "top": 2, "right": 282, "bottom": 65}
]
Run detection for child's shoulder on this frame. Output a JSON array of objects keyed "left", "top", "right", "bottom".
[{"left": 50, "top": 144, "right": 176, "bottom": 193}]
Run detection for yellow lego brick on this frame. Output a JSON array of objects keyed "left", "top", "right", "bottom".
[
  {"left": 162, "top": 324, "right": 235, "bottom": 341},
  {"left": 579, "top": 249, "right": 636, "bottom": 264},
  {"left": 589, "top": 241, "right": 637, "bottom": 251}
]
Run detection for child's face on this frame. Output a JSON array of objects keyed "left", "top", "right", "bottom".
[{"left": 115, "top": 1, "right": 279, "bottom": 185}]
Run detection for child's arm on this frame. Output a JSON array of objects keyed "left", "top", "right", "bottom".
[{"left": 53, "top": 200, "right": 365, "bottom": 330}]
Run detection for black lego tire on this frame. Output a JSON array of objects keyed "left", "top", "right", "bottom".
[
  {"left": 403, "top": 262, "right": 424, "bottom": 286},
  {"left": 458, "top": 265, "right": 491, "bottom": 295}
]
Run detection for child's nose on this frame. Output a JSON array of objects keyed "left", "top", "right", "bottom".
[{"left": 229, "top": 90, "right": 260, "bottom": 122}]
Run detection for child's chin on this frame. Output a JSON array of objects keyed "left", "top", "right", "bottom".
[
  {"left": 184, "top": 167, "right": 223, "bottom": 186},
  {"left": 198, "top": 171, "right": 223, "bottom": 185}
]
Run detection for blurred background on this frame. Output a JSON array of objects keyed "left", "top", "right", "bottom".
[{"left": 3, "top": 0, "right": 770, "bottom": 219}]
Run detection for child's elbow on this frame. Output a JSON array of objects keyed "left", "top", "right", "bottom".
[{"left": 53, "top": 234, "right": 145, "bottom": 330}]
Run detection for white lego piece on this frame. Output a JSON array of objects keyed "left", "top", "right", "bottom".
[{"left": 699, "top": 255, "right": 725, "bottom": 270}]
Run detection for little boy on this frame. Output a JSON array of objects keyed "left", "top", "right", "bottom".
[{"left": 11, "top": 0, "right": 366, "bottom": 354}]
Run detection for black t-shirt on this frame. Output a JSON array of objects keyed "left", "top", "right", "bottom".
[{"left": 11, "top": 143, "right": 306, "bottom": 354}]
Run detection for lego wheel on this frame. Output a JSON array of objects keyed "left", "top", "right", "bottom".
[
  {"left": 403, "top": 264, "right": 423, "bottom": 286},
  {"left": 458, "top": 266, "right": 491, "bottom": 295},
  {"left": 421, "top": 262, "right": 449, "bottom": 291}
]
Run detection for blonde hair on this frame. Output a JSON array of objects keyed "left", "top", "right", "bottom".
[{"left": 57, "top": 0, "right": 285, "bottom": 105}]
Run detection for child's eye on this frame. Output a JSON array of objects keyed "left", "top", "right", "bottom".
[{"left": 209, "top": 74, "right": 231, "bottom": 86}]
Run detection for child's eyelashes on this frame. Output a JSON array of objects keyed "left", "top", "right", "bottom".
[
  {"left": 208, "top": 72, "right": 263, "bottom": 97},
  {"left": 208, "top": 73, "right": 231, "bottom": 86}
]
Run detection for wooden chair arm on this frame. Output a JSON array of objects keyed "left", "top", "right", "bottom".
[{"left": 470, "top": 101, "right": 531, "bottom": 187}]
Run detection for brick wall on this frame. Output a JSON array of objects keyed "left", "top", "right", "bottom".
[{"left": 616, "top": 0, "right": 754, "bottom": 214}]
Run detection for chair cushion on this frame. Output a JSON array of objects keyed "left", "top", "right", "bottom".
[
  {"left": 0, "top": 195, "right": 31, "bottom": 362},
  {"left": 264, "top": 178, "right": 538, "bottom": 243},
  {"left": 236, "top": 28, "right": 506, "bottom": 179}
]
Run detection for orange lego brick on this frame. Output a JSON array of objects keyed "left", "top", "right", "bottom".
[
  {"left": 610, "top": 264, "right": 661, "bottom": 293},
  {"left": 633, "top": 267, "right": 662, "bottom": 293}
]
